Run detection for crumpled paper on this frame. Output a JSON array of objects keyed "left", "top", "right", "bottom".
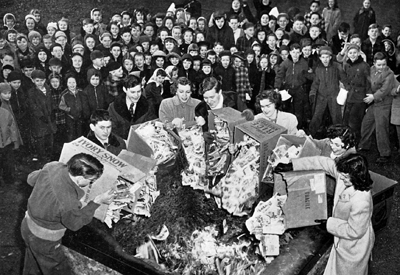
[
  {"left": 207, "top": 118, "right": 230, "bottom": 177},
  {"left": 179, "top": 126, "right": 208, "bottom": 190},
  {"left": 135, "top": 121, "right": 178, "bottom": 164}
]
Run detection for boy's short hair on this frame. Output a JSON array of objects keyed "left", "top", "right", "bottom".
[
  {"left": 16, "top": 33, "right": 28, "bottom": 41},
  {"left": 228, "top": 14, "right": 238, "bottom": 22},
  {"left": 20, "top": 59, "right": 34, "bottom": 69},
  {"left": 243, "top": 22, "right": 254, "bottom": 30},
  {"left": 67, "top": 153, "right": 103, "bottom": 178},
  {"left": 310, "top": 12, "right": 322, "bottom": 19},
  {"left": 90, "top": 109, "right": 112, "bottom": 125},
  {"left": 294, "top": 15, "right": 305, "bottom": 23},
  {"left": 338, "top": 22, "right": 350, "bottom": 33},
  {"left": 50, "top": 43, "right": 63, "bottom": 52},
  {"left": 120, "top": 26, "right": 131, "bottom": 35},
  {"left": 309, "top": 25, "right": 321, "bottom": 32},
  {"left": 123, "top": 75, "right": 141, "bottom": 88},
  {"left": 382, "top": 24, "right": 392, "bottom": 30},
  {"left": 368, "top": 23, "right": 378, "bottom": 30},
  {"left": 31, "top": 70, "right": 46, "bottom": 79},
  {"left": 289, "top": 43, "right": 301, "bottom": 51},
  {"left": 42, "top": 34, "right": 52, "bottom": 40},
  {"left": 374, "top": 52, "right": 387, "bottom": 62},
  {"left": 349, "top": 34, "right": 361, "bottom": 40}
]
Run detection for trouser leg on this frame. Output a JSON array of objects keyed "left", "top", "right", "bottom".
[
  {"left": 309, "top": 96, "right": 328, "bottom": 136},
  {"left": 374, "top": 104, "right": 391, "bottom": 157},
  {"left": 359, "top": 105, "right": 376, "bottom": 150},
  {"left": 327, "top": 96, "right": 342, "bottom": 125}
]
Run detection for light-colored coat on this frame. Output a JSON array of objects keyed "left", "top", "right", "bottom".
[
  {"left": 159, "top": 95, "right": 200, "bottom": 127},
  {"left": 292, "top": 156, "right": 374, "bottom": 275},
  {"left": 255, "top": 111, "right": 299, "bottom": 135}
]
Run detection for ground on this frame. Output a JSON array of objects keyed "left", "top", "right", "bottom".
[{"left": 1, "top": 0, "right": 400, "bottom": 274}]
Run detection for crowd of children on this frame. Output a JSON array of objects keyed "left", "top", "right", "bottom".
[{"left": 0, "top": 0, "right": 400, "bottom": 184}]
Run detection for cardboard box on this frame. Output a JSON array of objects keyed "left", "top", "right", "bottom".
[
  {"left": 274, "top": 170, "right": 328, "bottom": 229},
  {"left": 118, "top": 150, "right": 157, "bottom": 175},
  {"left": 234, "top": 118, "right": 287, "bottom": 181},
  {"left": 370, "top": 171, "right": 397, "bottom": 231},
  {"left": 275, "top": 135, "right": 322, "bottom": 158},
  {"left": 208, "top": 107, "right": 247, "bottom": 142},
  {"left": 59, "top": 137, "right": 146, "bottom": 221}
]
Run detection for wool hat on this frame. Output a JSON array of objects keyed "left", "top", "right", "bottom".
[
  {"left": 90, "top": 50, "right": 104, "bottom": 60},
  {"left": 319, "top": 45, "right": 332, "bottom": 56},
  {"left": 82, "top": 18, "right": 94, "bottom": 26},
  {"left": 48, "top": 57, "right": 62, "bottom": 66},
  {"left": 47, "top": 22, "right": 58, "bottom": 30},
  {"left": 28, "top": 30, "right": 41, "bottom": 41},
  {"left": 152, "top": 50, "right": 167, "bottom": 58},
  {"left": 181, "top": 54, "right": 193, "bottom": 62},
  {"left": 0, "top": 83, "right": 11, "bottom": 93},
  {"left": 110, "top": 41, "right": 122, "bottom": 49},
  {"left": 346, "top": 43, "right": 360, "bottom": 52},
  {"left": 31, "top": 70, "right": 46, "bottom": 79},
  {"left": 24, "top": 14, "right": 36, "bottom": 22},
  {"left": 164, "top": 36, "right": 177, "bottom": 45},
  {"left": 167, "top": 52, "right": 181, "bottom": 60},
  {"left": 72, "top": 40, "right": 85, "bottom": 51},
  {"left": 219, "top": 50, "right": 231, "bottom": 58},
  {"left": 2, "top": 64, "right": 14, "bottom": 71},
  {"left": 107, "top": 61, "right": 121, "bottom": 72},
  {"left": 232, "top": 51, "right": 245, "bottom": 61},
  {"left": 201, "top": 59, "right": 212, "bottom": 67},
  {"left": 100, "top": 32, "right": 112, "bottom": 41},
  {"left": 7, "top": 71, "right": 22, "bottom": 82},
  {"left": 188, "top": 43, "right": 199, "bottom": 52},
  {"left": 139, "top": 35, "right": 150, "bottom": 44},
  {"left": 54, "top": 31, "right": 67, "bottom": 40}
]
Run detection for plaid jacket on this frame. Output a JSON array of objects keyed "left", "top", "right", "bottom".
[
  {"left": 104, "top": 75, "right": 123, "bottom": 97},
  {"left": 50, "top": 87, "right": 66, "bottom": 125},
  {"left": 235, "top": 65, "right": 252, "bottom": 102}
]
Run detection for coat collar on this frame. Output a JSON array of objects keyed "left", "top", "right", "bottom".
[
  {"left": 114, "top": 93, "right": 150, "bottom": 122},
  {"left": 87, "top": 131, "right": 121, "bottom": 149},
  {"left": 171, "top": 95, "right": 198, "bottom": 107}
]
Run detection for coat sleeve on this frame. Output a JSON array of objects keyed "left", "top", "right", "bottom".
[
  {"left": 373, "top": 71, "right": 395, "bottom": 102},
  {"left": 27, "top": 169, "right": 42, "bottom": 187},
  {"left": 327, "top": 193, "right": 372, "bottom": 240},
  {"left": 28, "top": 90, "right": 45, "bottom": 118},
  {"left": 292, "top": 156, "right": 339, "bottom": 179},
  {"left": 158, "top": 99, "right": 174, "bottom": 123},
  {"left": 310, "top": 68, "right": 320, "bottom": 97},
  {"left": 274, "top": 61, "right": 286, "bottom": 89},
  {"left": 60, "top": 201, "right": 100, "bottom": 231}
]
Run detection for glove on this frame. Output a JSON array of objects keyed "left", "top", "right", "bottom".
[
  {"left": 241, "top": 109, "right": 254, "bottom": 121},
  {"left": 39, "top": 116, "right": 48, "bottom": 124},
  {"left": 314, "top": 219, "right": 327, "bottom": 231},
  {"left": 274, "top": 163, "right": 293, "bottom": 173},
  {"left": 203, "top": 132, "right": 215, "bottom": 144}
]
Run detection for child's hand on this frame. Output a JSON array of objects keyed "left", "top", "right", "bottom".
[{"left": 363, "top": 94, "right": 374, "bottom": 104}]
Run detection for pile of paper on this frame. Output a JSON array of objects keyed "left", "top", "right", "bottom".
[
  {"left": 207, "top": 118, "right": 230, "bottom": 177},
  {"left": 135, "top": 121, "right": 178, "bottom": 164},
  {"left": 219, "top": 136, "right": 260, "bottom": 216},
  {"left": 246, "top": 194, "right": 287, "bottom": 258},
  {"left": 269, "top": 144, "right": 303, "bottom": 167},
  {"left": 179, "top": 126, "right": 207, "bottom": 190}
]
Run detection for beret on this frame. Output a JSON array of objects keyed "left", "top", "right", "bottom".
[
  {"left": 90, "top": 50, "right": 104, "bottom": 60},
  {"left": 31, "top": 70, "right": 46, "bottom": 79},
  {"left": 107, "top": 61, "right": 121, "bottom": 72},
  {"left": 7, "top": 71, "right": 22, "bottom": 82}
]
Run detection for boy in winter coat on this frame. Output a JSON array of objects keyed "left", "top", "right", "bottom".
[
  {"left": 206, "top": 10, "right": 235, "bottom": 51},
  {"left": 83, "top": 69, "right": 112, "bottom": 117},
  {"left": 342, "top": 44, "right": 371, "bottom": 140},
  {"left": 27, "top": 70, "right": 56, "bottom": 163},
  {"left": 309, "top": 46, "right": 349, "bottom": 136},
  {"left": 358, "top": 52, "right": 395, "bottom": 163},
  {"left": 274, "top": 43, "right": 313, "bottom": 129}
]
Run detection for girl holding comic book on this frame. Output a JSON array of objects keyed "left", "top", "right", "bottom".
[{"left": 275, "top": 154, "right": 374, "bottom": 275}]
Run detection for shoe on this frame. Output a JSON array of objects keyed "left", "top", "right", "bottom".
[{"left": 376, "top": 156, "right": 390, "bottom": 164}]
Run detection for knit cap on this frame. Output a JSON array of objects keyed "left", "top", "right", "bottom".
[
  {"left": 7, "top": 71, "right": 22, "bottom": 82},
  {"left": 31, "top": 70, "right": 46, "bottom": 79},
  {"left": 0, "top": 83, "right": 11, "bottom": 93},
  {"left": 90, "top": 50, "right": 104, "bottom": 60},
  {"left": 107, "top": 61, "right": 121, "bottom": 72}
]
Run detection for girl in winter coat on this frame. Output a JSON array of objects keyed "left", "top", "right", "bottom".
[
  {"left": 322, "top": 0, "right": 342, "bottom": 42},
  {"left": 284, "top": 153, "right": 374, "bottom": 275}
]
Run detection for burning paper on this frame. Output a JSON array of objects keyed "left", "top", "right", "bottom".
[
  {"left": 245, "top": 194, "right": 287, "bottom": 239},
  {"left": 219, "top": 136, "right": 260, "bottom": 216},
  {"left": 179, "top": 126, "right": 207, "bottom": 190},
  {"left": 207, "top": 118, "right": 231, "bottom": 177}
]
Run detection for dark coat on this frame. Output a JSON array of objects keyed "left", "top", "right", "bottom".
[
  {"left": 353, "top": 7, "right": 376, "bottom": 42},
  {"left": 214, "top": 64, "right": 236, "bottom": 92},
  {"left": 86, "top": 131, "right": 126, "bottom": 156},
  {"left": 144, "top": 82, "right": 172, "bottom": 116},
  {"left": 343, "top": 56, "right": 371, "bottom": 103},
  {"left": 206, "top": 21, "right": 235, "bottom": 50},
  {"left": 28, "top": 85, "right": 57, "bottom": 138},
  {"left": 83, "top": 83, "right": 113, "bottom": 116},
  {"left": 107, "top": 93, "right": 157, "bottom": 139},
  {"left": 59, "top": 89, "right": 91, "bottom": 120}
]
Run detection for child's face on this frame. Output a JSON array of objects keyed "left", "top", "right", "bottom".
[
  {"left": 172, "top": 28, "right": 181, "bottom": 39},
  {"left": 58, "top": 21, "right": 68, "bottom": 31},
  {"left": 150, "top": 45, "right": 158, "bottom": 55},
  {"left": 270, "top": 55, "right": 278, "bottom": 65},
  {"left": 208, "top": 54, "right": 216, "bottom": 64},
  {"left": 2, "top": 68, "right": 12, "bottom": 78},
  {"left": 245, "top": 27, "right": 255, "bottom": 37},
  {"left": 198, "top": 20, "right": 205, "bottom": 31},
  {"left": 310, "top": 14, "right": 320, "bottom": 26},
  {"left": 374, "top": 59, "right": 387, "bottom": 73},
  {"left": 182, "top": 59, "right": 191, "bottom": 70},
  {"left": 50, "top": 65, "right": 62, "bottom": 74},
  {"left": 144, "top": 26, "right": 154, "bottom": 37},
  {"left": 83, "top": 23, "right": 94, "bottom": 34},
  {"left": 246, "top": 54, "right": 254, "bottom": 64},
  {"left": 350, "top": 37, "right": 362, "bottom": 47},
  {"left": 6, "top": 19, "right": 14, "bottom": 28},
  {"left": 32, "top": 37, "right": 41, "bottom": 46},
  {"left": 347, "top": 48, "right": 359, "bottom": 61},
  {"left": 34, "top": 78, "right": 46, "bottom": 89},
  {"left": 121, "top": 33, "right": 132, "bottom": 44},
  {"left": 122, "top": 15, "right": 131, "bottom": 26},
  {"left": 293, "top": 21, "right": 304, "bottom": 32},
  {"left": 67, "top": 77, "right": 77, "bottom": 90},
  {"left": 280, "top": 50, "right": 289, "bottom": 61},
  {"left": 260, "top": 57, "right": 268, "bottom": 69},
  {"left": 160, "top": 31, "right": 168, "bottom": 41},
  {"left": 382, "top": 27, "right": 391, "bottom": 37},
  {"left": 258, "top": 31, "right": 266, "bottom": 42},
  {"left": 47, "top": 27, "right": 56, "bottom": 36},
  {"left": 52, "top": 46, "right": 63, "bottom": 59},
  {"left": 50, "top": 78, "right": 60, "bottom": 89},
  {"left": 43, "top": 38, "right": 52, "bottom": 49},
  {"left": 200, "top": 46, "right": 208, "bottom": 57},
  {"left": 92, "top": 58, "right": 103, "bottom": 68},
  {"left": 202, "top": 65, "right": 211, "bottom": 74},
  {"left": 17, "top": 38, "right": 28, "bottom": 50},
  {"left": 156, "top": 57, "right": 165, "bottom": 68},
  {"left": 193, "top": 60, "right": 201, "bottom": 71},
  {"left": 8, "top": 33, "right": 16, "bottom": 42},
  {"left": 9, "top": 80, "right": 21, "bottom": 90},
  {"left": 23, "top": 67, "right": 34, "bottom": 78},
  {"left": 233, "top": 57, "right": 242, "bottom": 68},
  {"left": 85, "top": 37, "right": 95, "bottom": 50},
  {"left": 215, "top": 18, "right": 225, "bottom": 29},
  {"left": 310, "top": 2, "right": 320, "bottom": 12},
  {"left": 0, "top": 39, "right": 6, "bottom": 49},
  {"left": 92, "top": 11, "right": 101, "bottom": 22},
  {"left": 0, "top": 90, "right": 11, "bottom": 101},
  {"left": 184, "top": 32, "right": 193, "bottom": 43},
  {"left": 221, "top": 56, "right": 230, "bottom": 68},
  {"left": 145, "top": 55, "right": 152, "bottom": 65},
  {"left": 55, "top": 36, "right": 67, "bottom": 47},
  {"left": 131, "top": 27, "right": 140, "bottom": 38},
  {"left": 275, "top": 30, "right": 284, "bottom": 40},
  {"left": 110, "top": 24, "right": 119, "bottom": 36},
  {"left": 267, "top": 36, "right": 276, "bottom": 47},
  {"left": 72, "top": 56, "right": 83, "bottom": 68},
  {"left": 38, "top": 51, "right": 47, "bottom": 62},
  {"left": 368, "top": 28, "right": 379, "bottom": 39},
  {"left": 269, "top": 20, "right": 276, "bottom": 30},
  {"left": 253, "top": 46, "right": 261, "bottom": 57},
  {"left": 260, "top": 14, "right": 269, "bottom": 26},
  {"left": 189, "top": 19, "right": 197, "bottom": 30},
  {"left": 170, "top": 57, "right": 179, "bottom": 66},
  {"left": 214, "top": 44, "right": 223, "bottom": 54},
  {"left": 302, "top": 46, "right": 312, "bottom": 57},
  {"left": 26, "top": 19, "right": 35, "bottom": 30},
  {"left": 277, "top": 17, "right": 288, "bottom": 28},
  {"left": 290, "top": 48, "right": 301, "bottom": 61},
  {"left": 142, "top": 42, "right": 149, "bottom": 51},
  {"left": 363, "top": 0, "right": 371, "bottom": 9},
  {"left": 319, "top": 54, "right": 332, "bottom": 66},
  {"left": 309, "top": 27, "right": 321, "bottom": 39},
  {"left": 124, "top": 59, "right": 133, "bottom": 72},
  {"left": 155, "top": 17, "right": 163, "bottom": 27},
  {"left": 282, "top": 39, "right": 290, "bottom": 46},
  {"left": 90, "top": 75, "right": 100, "bottom": 87},
  {"left": 165, "top": 19, "right": 173, "bottom": 30}
]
